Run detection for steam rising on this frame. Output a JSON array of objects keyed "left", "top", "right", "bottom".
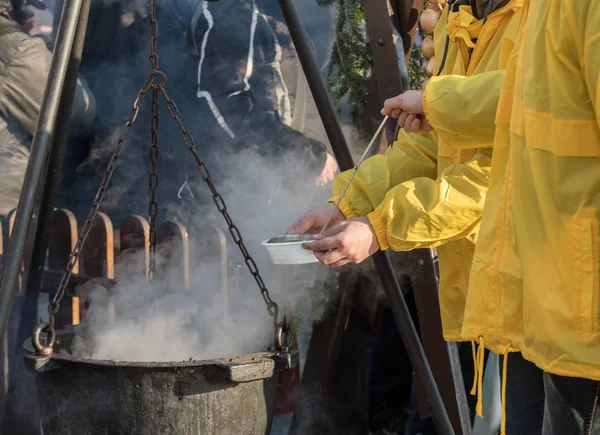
[
  {"left": 74, "top": 151, "right": 338, "bottom": 362},
  {"left": 63, "top": 0, "right": 350, "bottom": 363}
]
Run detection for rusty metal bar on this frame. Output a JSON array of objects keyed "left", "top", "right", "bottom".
[
  {"left": 276, "top": 1, "right": 454, "bottom": 433},
  {"left": 0, "top": 0, "right": 84, "bottom": 340},
  {"left": 27, "top": 0, "right": 92, "bottom": 300}
]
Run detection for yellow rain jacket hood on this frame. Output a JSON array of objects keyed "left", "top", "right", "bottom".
[
  {"left": 463, "top": 0, "right": 600, "bottom": 381},
  {"left": 330, "top": 0, "right": 523, "bottom": 341}
]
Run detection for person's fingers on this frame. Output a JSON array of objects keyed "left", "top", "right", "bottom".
[
  {"left": 397, "top": 111, "right": 409, "bottom": 127},
  {"left": 286, "top": 213, "right": 315, "bottom": 234},
  {"left": 329, "top": 258, "right": 351, "bottom": 268},
  {"left": 318, "top": 223, "right": 346, "bottom": 239},
  {"left": 314, "top": 249, "right": 347, "bottom": 265},
  {"left": 302, "top": 234, "right": 342, "bottom": 252},
  {"left": 324, "top": 167, "right": 336, "bottom": 181},
  {"left": 410, "top": 117, "right": 422, "bottom": 133},
  {"left": 403, "top": 114, "right": 417, "bottom": 132},
  {"left": 382, "top": 95, "right": 403, "bottom": 115}
]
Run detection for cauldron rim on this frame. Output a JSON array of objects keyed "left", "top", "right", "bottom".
[{"left": 24, "top": 325, "right": 287, "bottom": 370}]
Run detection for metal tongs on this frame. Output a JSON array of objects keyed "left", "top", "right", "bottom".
[{"left": 320, "top": 115, "right": 390, "bottom": 233}]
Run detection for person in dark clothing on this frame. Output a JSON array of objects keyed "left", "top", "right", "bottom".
[{"left": 61, "top": 0, "right": 337, "bottom": 224}]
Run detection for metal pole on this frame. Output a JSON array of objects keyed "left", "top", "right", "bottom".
[
  {"left": 276, "top": 1, "right": 454, "bottom": 433},
  {"left": 27, "top": 0, "right": 92, "bottom": 305},
  {"left": 276, "top": 2, "right": 354, "bottom": 172},
  {"left": 0, "top": 0, "right": 84, "bottom": 340},
  {"left": 1, "top": 2, "right": 93, "bottom": 431}
]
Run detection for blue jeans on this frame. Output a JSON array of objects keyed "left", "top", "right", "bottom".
[
  {"left": 502, "top": 352, "right": 600, "bottom": 434},
  {"left": 543, "top": 371, "right": 600, "bottom": 435},
  {"left": 502, "top": 352, "right": 545, "bottom": 434}
]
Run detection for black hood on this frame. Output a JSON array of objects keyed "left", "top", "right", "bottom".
[{"left": 471, "top": 0, "right": 511, "bottom": 20}]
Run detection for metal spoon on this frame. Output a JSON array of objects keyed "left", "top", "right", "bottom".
[{"left": 320, "top": 115, "right": 391, "bottom": 234}]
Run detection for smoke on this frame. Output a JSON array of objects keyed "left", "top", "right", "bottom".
[
  {"left": 72, "top": 150, "right": 341, "bottom": 362},
  {"left": 52, "top": 0, "right": 380, "bottom": 365}
]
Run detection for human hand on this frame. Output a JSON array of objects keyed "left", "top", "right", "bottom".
[
  {"left": 381, "top": 90, "right": 432, "bottom": 134},
  {"left": 302, "top": 217, "right": 379, "bottom": 267},
  {"left": 397, "top": 112, "right": 433, "bottom": 134},
  {"left": 286, "top": 203, "right": 346, "bottom": 235},
  {"left": 381, "top": 90, "right": 425, "bottom": 117},
  {"left": 314, "top": 153, "right": 339, "bottom": 185}
]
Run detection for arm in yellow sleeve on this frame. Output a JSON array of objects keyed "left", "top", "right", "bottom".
[
  {"left": 330, "top": 129, "right": 438, "bottom": 219},
  {"left": 423, "top": 71, "right": 505, "bottom": 149},
  {"left": 367, "top": 148, "right": 492, "bottom": 251}
]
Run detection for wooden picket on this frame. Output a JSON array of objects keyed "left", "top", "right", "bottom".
[
  {"left": 120, "top": 215, "right": 150, "bottom": 280},
  {"left": 0, "top": 208, "right": 203, "bottom": 331},
  {"left": 157, "top": 220, "right": 190, "bottom": 290}
]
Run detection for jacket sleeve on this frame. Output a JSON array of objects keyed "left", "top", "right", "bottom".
[
  {"left": 422, "top": 70, "right": 504, "bottom": 149},
  {"left": 366, "top": 148, "right": 492, "bottom": 251},
  {"left": 582, "top": 2, "right": 600, "bottom": 127},
  {"left": 0, "top": 35, "right": 96, "bottom": 138},
  {"left": 330, "top": 129, "right": 439, "bottom": 219}
]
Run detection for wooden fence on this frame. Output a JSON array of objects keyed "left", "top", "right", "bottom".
[{"left": 0, "top": 208, "right": 228, "bottom": 332}]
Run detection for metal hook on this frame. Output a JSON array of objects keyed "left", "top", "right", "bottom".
[
  {"left": 275, "top": 317, "right": 292, "bottom": 351},
  {"left": 32, "top": 323, "right": 56, "bottom": 357},
  {"left": 149, "top": 71, "right": 168, "bottom": 88}
]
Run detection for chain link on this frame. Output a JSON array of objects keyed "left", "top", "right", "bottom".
[
  {"left": 37, "top": 0, "right": 284, "bottom": 354},
  {"left": 161, "top": 87, "right": 280, "bottom": 326},
  {"left": 148, "top": 86, "right": 160, "bottom": 280},
  {"left": 148, "top": 0, "right": 159, "bottom": 72},
  {"left": 46, "top": 79, "right": 152, "bottom": 334}
]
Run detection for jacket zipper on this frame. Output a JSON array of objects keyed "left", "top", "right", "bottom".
[{"left": 585, "top": 382, "right": 600, "bottom": 435}]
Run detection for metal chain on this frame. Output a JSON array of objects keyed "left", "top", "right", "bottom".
[
  {"left": 36, "top": 76, "right": 154, "bottom": 354},
  {"left": 34, "top": 0, "right": 286, "bottom": 355},
  {"left": 148, "top": 0, "right": 159, "bottom": 72},
  {"left": 160, "top": 87, "right": 280, "bottom": 329},
  {"left": 148, "top": 86, "right": 160, "bottom": 280}
]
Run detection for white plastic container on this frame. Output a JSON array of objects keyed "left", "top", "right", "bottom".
[{"left": 262, "top": 234, "right": 318, "bottom": 265}]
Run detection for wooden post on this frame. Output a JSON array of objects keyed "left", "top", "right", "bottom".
[
  {"left": 120, "top": 216, "right": 150, "bottom": 281},
  {"left": 158, "top": 221, "right": 190, "bottom": 291},
  {"left": 49, "top": 209, "right": 79, "bottom": 274},
  {"left": 301, "top": 271, "right": 357, "bottom": 388},
  {"left": 363, "top": 0, "right": 406, "bottom": 152},
  {"left": 80, "top": 212, "right": 115, "bottom": 321},
  {"left": 80, "top": 212, "right": 115, "bottom": 279},
  {"left": 410, "top": 249, "right": 472, "bottom": 435},
  {"left": 48, "top": 209, "right": 81, "bottom": 325},
  {"left": 193, "top": 222, "right": 229, "bottom": 323}
]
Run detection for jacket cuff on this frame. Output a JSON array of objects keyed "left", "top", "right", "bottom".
[
  {"left": 367, "top": 210, "right": 390, "bottom": 251},
  {"left": 422, "top": 83, "right": 432, "bottom": 127},
  {"left": 328, "top": 196, "right": 359, "bottom": 220}
]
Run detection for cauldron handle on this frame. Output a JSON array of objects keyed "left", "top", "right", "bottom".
[
  {"left": 23, "top": 353, "right": 63, "bottom": 373},
  {"left": 32, "top": 323, "right": 55, "bottom": 357}
]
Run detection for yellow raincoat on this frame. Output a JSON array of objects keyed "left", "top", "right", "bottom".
[
  {"left": 331, "top": 0, "right": 523, "bottom": 341},
  {"left": 463, "top": 0, "right": 600, "bottom": 382}
]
